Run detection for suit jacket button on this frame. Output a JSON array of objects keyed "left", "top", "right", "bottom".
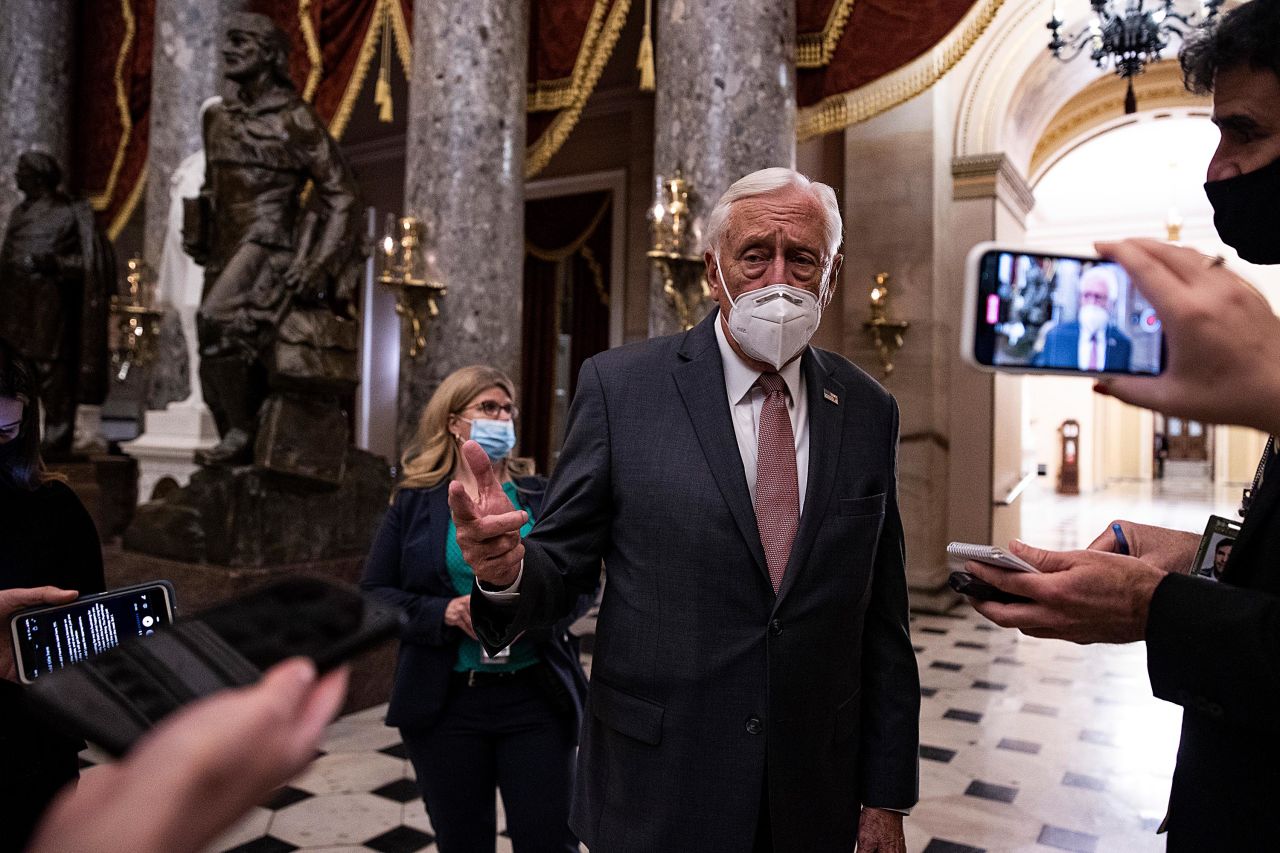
[
  {"left": 745, "top": 715, "right": 764, "bottom": 735},
  {"left": 769, "top": 619, "right": 783, "bottom": 637}
]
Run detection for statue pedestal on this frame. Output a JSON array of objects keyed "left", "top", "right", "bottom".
[
  {"left": 123, "top": 448, "right": 392, "bottom": 568},
  {"left": 120, "top": 402, "right": 219, "bottom": 503},
  {"left": 102, "top": 543, "right": 394, "bottom": 714}
]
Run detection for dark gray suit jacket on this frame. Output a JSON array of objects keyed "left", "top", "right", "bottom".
[{"left": 473, "top": 311, "right": 920, "bottom": 853}]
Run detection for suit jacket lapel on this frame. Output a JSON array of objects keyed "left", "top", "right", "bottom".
[
  {"left": 774, "top": 348, "right": 845, "bottom": 609},
  {"left": 673, "top": 313, "right": 768, "bottom": 579}
]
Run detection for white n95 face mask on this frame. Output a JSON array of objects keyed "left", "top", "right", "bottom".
[{"left": 717, "top": 255, "right": 823, "bottom": 370}]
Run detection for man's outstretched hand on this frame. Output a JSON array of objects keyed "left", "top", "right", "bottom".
[{"left": 448, "top": 440, "right": 528, "bottom": 589}]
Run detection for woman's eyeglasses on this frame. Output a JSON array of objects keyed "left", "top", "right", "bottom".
[{"left": 464, "top": 401, "right": 518, "bottom": 419}]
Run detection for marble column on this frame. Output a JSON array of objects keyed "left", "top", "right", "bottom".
[
  {"left": 0, "top": 0, "right": 74, "bottom": 232},
  {"left": 649, "top": 0, "right": 796, "bottom": 336},
  {"left": 400, "top": 0, "right": 529, "bottom": 448},
  {"left": 123, "top": 0, "right": 242, "bottom": 500}
]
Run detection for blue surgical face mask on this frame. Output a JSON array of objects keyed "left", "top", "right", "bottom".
[{"left": 465, "top": 417, "right": 516, "bottom": 461}]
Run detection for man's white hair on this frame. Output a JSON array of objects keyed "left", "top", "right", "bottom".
[
  {"left": 1079, "top": 264, "right": 1119, "bottom": 304},
  {"left": 702, "top": 167, "right": 842, "bottom": 260}
]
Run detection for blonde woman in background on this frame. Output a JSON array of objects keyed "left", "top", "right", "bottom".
[{"left": 361, "top": 365, "right": 587, "bottom": 853}]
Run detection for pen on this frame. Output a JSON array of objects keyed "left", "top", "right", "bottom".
[{"left": 1111, "top": 522, "right": 1130, "bottom": 556}]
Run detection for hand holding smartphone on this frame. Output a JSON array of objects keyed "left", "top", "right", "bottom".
[
  {"left": 962, "top": 242, "right": 1167, "bottom": 377},
  {"left": 9, "top": 581, "right": 176, "bottom": 684},
  {"left": 22, "top": 577, "right": 403, "bottom": 756}
]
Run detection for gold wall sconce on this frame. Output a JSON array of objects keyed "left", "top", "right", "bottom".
[
  {"left": 647, "top": 168, "right": 710, "bottom": 331},
  {"left": 376, "top": 214, "right": 447, "bottom": 358},
  {"left": 109, "top": 255, "right": 163, "bottom": 381},
  {"left": 863, "top": 272, "right": 910, "bottom": 378}
]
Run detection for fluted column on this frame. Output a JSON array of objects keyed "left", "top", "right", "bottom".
[
  {"left": 0, "top": 0, "right": 74, "bottom": 232},
  {"left": 401, "top": 0, "right": 529, "bottom": 447},
  {"left": 650, "top": 0, "right": 796, "bottom": 336}
]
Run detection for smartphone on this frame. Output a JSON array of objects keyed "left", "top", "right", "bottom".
[
  {"left": 962, "top": 242, "right": 1166, "bottom": 376},
  {"left": 948, "top": 571, "right": 1034, "bottom": 604},
  {"left": 23, "top": 577, "right": 403, "bottom": 756},
  {"left": 946, "top": 542, "right": 1039, "bottom": 573},
  {"left": 10, "top": 581, "right": 176, "bottom": 684}
]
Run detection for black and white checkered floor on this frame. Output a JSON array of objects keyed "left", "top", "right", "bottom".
[{"left": 77, "top": 477, "right": 1238, "bottom": 852}]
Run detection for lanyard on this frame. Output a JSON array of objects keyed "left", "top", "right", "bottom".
[{"left": 1240, "top": 434, "right": 1276, "bottom": 518}]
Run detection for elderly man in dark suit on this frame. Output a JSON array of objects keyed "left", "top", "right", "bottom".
[
  {"left": 452, "top": 168, "right": 919, "bottom": 853},
  {"left": 1033, "top": 265, "right": 1132, "bottom": 372}
]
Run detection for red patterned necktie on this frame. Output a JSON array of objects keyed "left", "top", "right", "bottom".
[{"left": 755, "top": 372, "right": 800, "bottom": 593}]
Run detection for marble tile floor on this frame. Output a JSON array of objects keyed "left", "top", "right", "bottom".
[{"left": 75, "top": 476, "right": 1223, "bottom": 852}]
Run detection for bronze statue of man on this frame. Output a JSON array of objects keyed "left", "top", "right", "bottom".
[
  {"left": 185, "top": 12, "right": 361, "bottom": 466},
  {"left": 0, "top": 152, "right": 114, "bottom": 456}
]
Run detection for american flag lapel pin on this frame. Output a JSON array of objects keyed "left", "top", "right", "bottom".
[{"left": 823, "top": 389, "right": 839, "bottom": 405}]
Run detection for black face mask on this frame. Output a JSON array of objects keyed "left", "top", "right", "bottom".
[{"left": 1204, "top": 154, "right": 1280, "bottom": 265}]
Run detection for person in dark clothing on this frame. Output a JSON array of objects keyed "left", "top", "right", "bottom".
[
  {"left": 0, "top": 340, "right": 105, "bottom": 852},
  {"left": 361, "top": 365, "right": 588, "bottom": 853},
  {"left": 961, "top": 3, "right": 1280, "bottom": 848}
]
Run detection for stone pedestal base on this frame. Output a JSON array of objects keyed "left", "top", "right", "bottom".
[
  {"left": 49, "top": 454, "right": 139, "bottom": 538},
  {"left": 120, "top": 402, "right": 219, "bottom": 503},
  {"left": 103, "top": 543, "right": 394, "bottom": 714},
  {"left": 123, "top": 448, "right": 392, "bottom": 568}
]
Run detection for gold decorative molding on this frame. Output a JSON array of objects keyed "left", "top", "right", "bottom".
[
  {"left": 108, "top": 162, "right": 146, "bottom": 241},
  {"left": 328, "top": 0, "right": 406, "bottom": 140},
  {"left": 89, "top": 0, "right": 138, "bottom": 214},
  {"left": 525, "top": 0, "right": 631, "bottom": 177},
  {"left": 298, "top": 0, "right": 324, "bottom": 103},
  {"left": 1029, "top": 59, "right": 1210, "bottom": 178},
  {"left": 797, "top": 0, "right": 1005, "bottom": 140},
  {"left": 526, "top": 0, "right": 613, "bottom": 113},
  {"left": 797, "top": 0, "right": 856, "bottom": 69},
  {"left": 952, "top": 152, "right": 1035, "bottom": 220}
]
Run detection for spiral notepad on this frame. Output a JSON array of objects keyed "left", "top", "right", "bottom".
[{"left": 946, "top": 542, "right": 1039, "bottom": 573}]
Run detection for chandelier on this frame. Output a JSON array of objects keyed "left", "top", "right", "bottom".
[{"left": 1047, "top": 1, "right": 1223, "bottom": 113}]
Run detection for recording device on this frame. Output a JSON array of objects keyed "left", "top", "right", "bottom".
[
  {"left": 962, "top": 242, "right": 1167, "bottom": 376},
  {"left": 10, "top": 581, "right": 176, "bottom": 685},
  {"left": 23, "top": 577, "right": 403, "bottom": 756},
  {"left": 947, "top": 571, "right": 1034, "bottom": 604}
]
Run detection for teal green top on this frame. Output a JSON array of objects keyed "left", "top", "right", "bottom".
[{"left": 446, "top": 480, "right": 539, "bottom": 673}]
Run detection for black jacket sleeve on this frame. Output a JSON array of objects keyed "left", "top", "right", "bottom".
[{"left": 360, "top": 492, "right": 454, "bottom": 647}]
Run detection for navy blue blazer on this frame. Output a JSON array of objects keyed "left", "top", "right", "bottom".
[
  {"left": 473, "top": 311, "right": 919, "bottom": 853},
  {"left": 361, "top": 475, "right": 590, "bottom": 731},
  {"left": 1034, "top": 321, "right": 1132, "bottom": 371}
]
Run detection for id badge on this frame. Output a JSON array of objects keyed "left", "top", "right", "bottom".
[
  {"left": 1189, "top": 515, "right": 1243, "bottom": 581},
  {"left": 479, "top": 645, "right": 511, "bottom": 665}
]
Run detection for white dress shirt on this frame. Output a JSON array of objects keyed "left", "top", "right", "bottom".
[
  {"left": 714, "top": 317, "right": 810, "bottom": 514},
  {"left": 1077, "top": 326, "right": 1104, "bottom": 371}
]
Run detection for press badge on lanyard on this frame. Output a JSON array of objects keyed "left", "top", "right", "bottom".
[{"left": 1183, "top": 435, "right": 1275, "bottom": 582}]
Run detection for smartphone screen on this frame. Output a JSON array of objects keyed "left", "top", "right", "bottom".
[
  {"left": 972, "top": 248, "right": 1164, "bottom": 375},
  {"left": 11, "top": 583, "right": 175, "bottom": 683}
]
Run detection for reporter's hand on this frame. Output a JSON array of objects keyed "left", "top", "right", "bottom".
[
  {"left": 0, "top": 586, "right": 78, "bottom": 681},
  {"left": 1095, "top": 239, "right": 1280, "bottom": 435},
  {"left": 448, "top": 440, "right": 527, "bottom": 588},
  {"left": 1088, "top": 520, "right": 1199, "bottom": 574},
  {"left": 963, "top": 540, "right": 1165, "bottom": 644},
  {"left": 856, "top": 806, "right": 906, "bottom": 852},
  {"left": 444, "top": 595, "right": 477, "bottom": 640},
  {"left": 28, "top": 658, "right": 348, "bottom": 853}
]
